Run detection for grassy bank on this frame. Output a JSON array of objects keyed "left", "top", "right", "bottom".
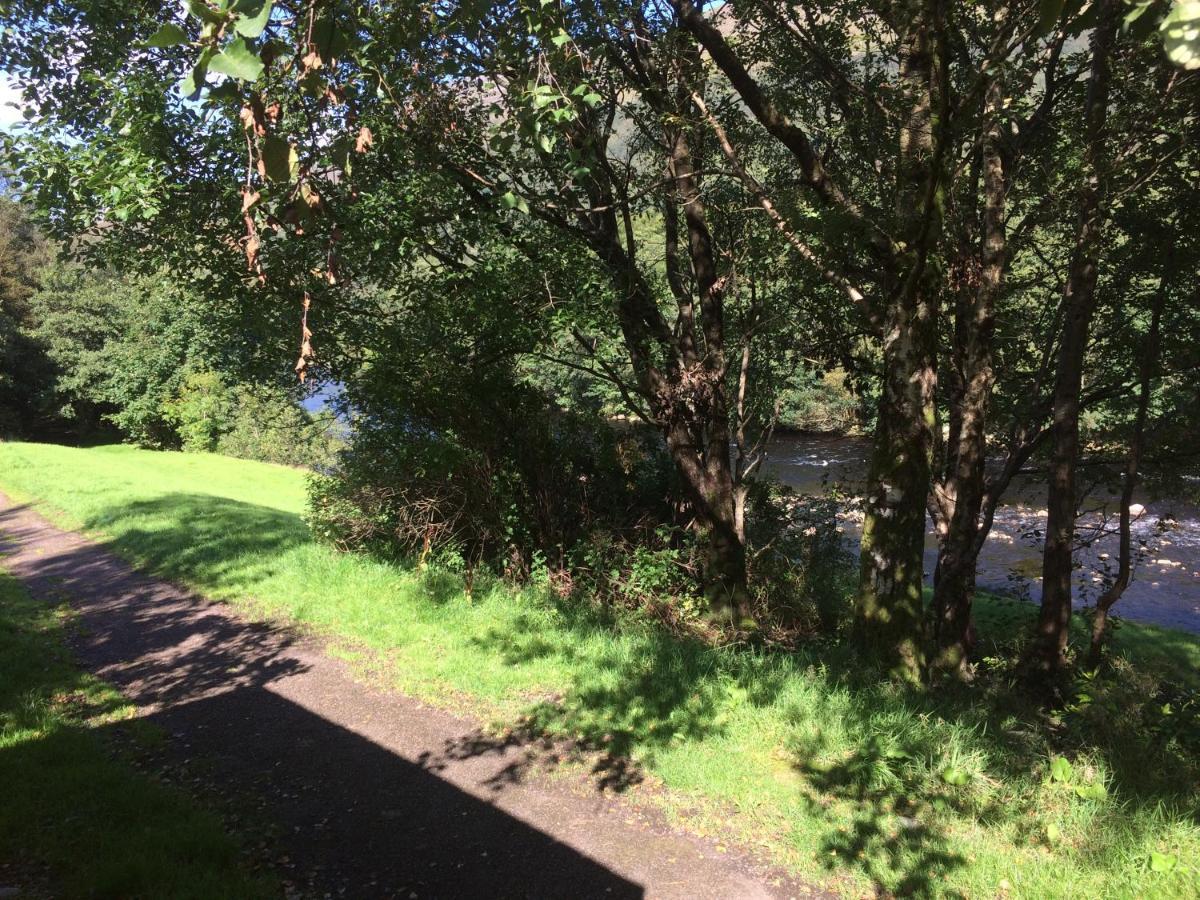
[
  {"left": 0, "top": 570, "right": 273, "bottom": 898},
  {"left": 1, "top": 442, "right": 1197, "bottom": 898}
]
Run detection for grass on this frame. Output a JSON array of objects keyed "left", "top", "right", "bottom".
[
  {"left": 0, "top": 569, "right": 274, "bottom": 899},
  {"left": 1, "top": 441, "right": 1198, "bottom": 899}
]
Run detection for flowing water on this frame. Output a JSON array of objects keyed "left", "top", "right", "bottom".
[{"left": 762, "top": 434, "right": 1200, "bottom": 634}]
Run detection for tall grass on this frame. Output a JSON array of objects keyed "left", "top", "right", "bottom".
[{"left": 1, "top": 441, "right": 1197, "bottom": 898}]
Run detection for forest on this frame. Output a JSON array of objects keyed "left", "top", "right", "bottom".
[{"left": 0, "top": 0, "right": 1199, "bottom": 896}]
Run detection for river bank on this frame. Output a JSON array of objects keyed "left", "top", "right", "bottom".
[{"left": 763, "top": 433, "right": 1200, "bottom": 634}]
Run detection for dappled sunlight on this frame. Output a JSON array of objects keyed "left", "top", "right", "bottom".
[
  {"left": 3, "top": 446, "right": 1200, "bottom": 897},
  {"left": 82, "top": 493, "right": 310, "bottom": 600}
]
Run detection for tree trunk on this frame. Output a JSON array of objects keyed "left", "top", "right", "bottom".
[
  {"left": 586, "top": 40, "right": 754, "bottom": 626},
  {"left": 855, "top": 0, "right": 944, "bottom": 682},
  {"left": 1034, "top": 1, "right": 1119, "bottom": 673},
  {"left": 1087, "top": 279, "right": 1162, "bottom": 668},
  {"left": 929, "top": 76, "right": 1006, "bottom": 678},
  {"left": 700, "top": 401, "right": 753, "bottom": 625}
]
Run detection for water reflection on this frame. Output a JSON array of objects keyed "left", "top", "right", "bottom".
[{"left": 762, "top": 434, "right": 1200, "bottom": 634}]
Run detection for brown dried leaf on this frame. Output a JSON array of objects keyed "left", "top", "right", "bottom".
[
  {"left": 245, "top": 96, "right": 268, "bottom": 136},
  {"left": 355, "top": 125, "right": 374, "bottom": 153},
  {"left": 245, "top": 233, "right": 261, "bottom": 271},
  {"left": 241, "top": 188, "right": 261, "bottom": 212}
]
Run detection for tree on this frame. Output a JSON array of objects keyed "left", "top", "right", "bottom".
[
  {"left": 3, "top": 0, "right": 1198, "bottom": 680},
  {"left": 0, "top": 197, "right": 56, "bottom": 436},
  {"left": 4, "top": 0, "right": 812, "bottom": 624}
]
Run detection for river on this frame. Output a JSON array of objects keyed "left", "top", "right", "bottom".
[{"left": 762, "top": 434, "right": 1200, "bottom": 634}]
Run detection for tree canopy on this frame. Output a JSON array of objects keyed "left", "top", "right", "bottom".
[{"left": 1, "top": 0, "right": 1197, "bottom": 682}]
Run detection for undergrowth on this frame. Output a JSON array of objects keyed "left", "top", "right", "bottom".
[{"left": 1, "top": 442, "right": 1198, "bottom": 899}]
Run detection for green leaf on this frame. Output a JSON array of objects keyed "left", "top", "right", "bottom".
[
  {"left": 260, "top": 135, "right": 294, "bottom": 182},
  {"left": 145, "top": 23, "right": 189, "bottom": 47},
  {"left": 1049, "top": 756, "right": 1074, "bottom": 783},
  {"left": 499, "top": 191, "right": 529, "bottom": 214},
  {"left": 186, "top": 0, "right": 225, "bottom": 25},
  {"left": 1124, "top": 0, "right": 1157, "bottom": 30},
  {"left": 1123, "top": 0, "right": 1161, "bottom": 39},
  {"left": 180, "top": 47, "right": 215, "bottom": 98},
  {"left": 1074, "top": 781, "right": 1108, "bottom": 801},
  {"left": 232, "top": 0, "right": 274, "bottom": 38},
  {"left": 581, "top": 92, "right": 602, "bottom": 108},
  {"left": 208, "top": 37, "right": 264, "bottom": 81},
  {"left": 1038, "top": 0, "right": 1067, "bottom": 34},
  {"left": 206, "top": 82, "right": 241, "bottom": 102},
  {"left": 1046, "top": 822, "right": 1062, "bottom": 842},
  {"left": 1150, "top": 851, "right": 1178, "bottom": 873},
  {"left": 941, "top": 767, "right": 969, "bottom": 786},
  {"left": 551, "top": 31, "right": 571, "bottom": 47},
  {"left": 311, "top": 16, "right": 350, "bottom": 60},
  {"left": 1163, "top": 0, "right": 1200, "bottom": 70}
]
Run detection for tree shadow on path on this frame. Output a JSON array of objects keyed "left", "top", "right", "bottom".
[{"left": 0, "top": 500, "right": 646, "bottom": 898}]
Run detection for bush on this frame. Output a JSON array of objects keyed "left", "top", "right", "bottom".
[
  {"left": 777, "top": 368, "right": 860, "bottom": 433},
  {"left": 559, "top": 523, "right": 707, "bottom": 624},
  {"left": 306, "top": 381, "right": 676, "bottom": 577},
  {"left": 744, "top": 482, "right": 856, "bottom": 635},
  {"left": 163, "top": 370, "right": 341, "bottom": 468}
]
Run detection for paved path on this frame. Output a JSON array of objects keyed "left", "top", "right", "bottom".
[{"left": 0, "top": 495, "right": 826, "bottom": 899}]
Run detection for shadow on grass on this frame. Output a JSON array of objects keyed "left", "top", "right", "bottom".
[
  {"left": 79, "top": 493, "right": 311, "bottom": 595},
  {"left": 0, "top": 521, "right": 646, "bottom": 898},
  {"left": 448, "top": 605, "right": 737, "bottom": 792},
  {"left": 7, "top": 492, "right": 1197, "bottom": 896},
  {"left": 431, "top": 593, "right": 1200, "bottom": 896}
]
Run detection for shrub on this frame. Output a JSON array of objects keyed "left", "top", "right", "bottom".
[
  {"left": 562, "top": 523, "right": 706, "bottom": 625},
  {"left": 306, "top": 382, "right": 676, "bottom": 577},
  {"left": 777, "top": 368, "right": 861, "bottom": 433},
  {"left": 744, "top": 481, "right": 856, "bottom": 635},
  {"left": 162, "top": 370, "right": 341, "bottom": 468},
  {"left": 162, "top": 371, "right": 231, "bottom": 453}
]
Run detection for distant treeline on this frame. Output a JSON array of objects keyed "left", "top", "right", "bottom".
[{"left": 0, "top": 200, "right": 341, "bottom": 468}]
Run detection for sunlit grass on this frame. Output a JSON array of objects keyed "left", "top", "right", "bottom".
[
  {"left": 0, "top": 570, "right": 273, "bottom": 898},
  {"left": 1, "top": 441, "right": 1198, "bottom": 898}
]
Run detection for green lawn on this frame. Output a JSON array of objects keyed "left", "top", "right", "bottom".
[
  {"left": 1, "top": 441, "right": 1198, "bottom": 899},
  {"left": 0, "top": 570, "right": 274, "bottom": 898}
]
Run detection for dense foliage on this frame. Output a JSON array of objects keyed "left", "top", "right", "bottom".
[
  {"left": 0, "top": 0, "right": 1197, "bottom": 674},
  {"left": 0, "top": 2, "right": 1199, "bottom": 893},
  {"left": 0, "top": 202, "right": 341, "bottom": 465}
]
